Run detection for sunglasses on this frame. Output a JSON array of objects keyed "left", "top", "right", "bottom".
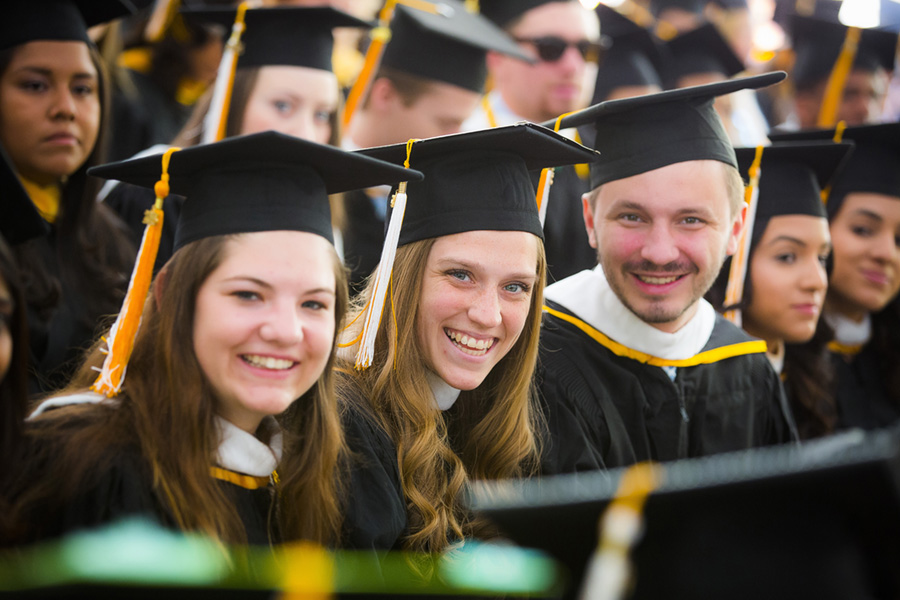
[{"left": 514, "top": 36, "right": 606, "bottom": 63}]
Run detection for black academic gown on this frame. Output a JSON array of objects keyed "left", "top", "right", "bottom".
[
  {"left": 832, "top": 345, "right": 900, "bottom": 431},
  {"left": 538, "top": 300, "right": 798, "bottom": 475},
  {"left": 340, "top": 388, "right": 407, "bottom": 551},
  {"left": 26, "top": 225, "right": 132, "bottom": 396}
]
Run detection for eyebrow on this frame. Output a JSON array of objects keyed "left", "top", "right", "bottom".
[
  {"left": 851, "top": 209, "right": 883, "bottom": 222},
  {"left": 435, "top": 258, "right": 537, "bottom": 281},
  {"left": 222, "top": 276, "right": 335, "bottom": 295},
  {"left": 14, "top": 66, "right": 97, "bottom": 79},
  {"left": 765, "top": 235, "right": 807, "bottom": 247}
]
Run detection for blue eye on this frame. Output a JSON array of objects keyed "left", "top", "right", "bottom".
[
  {"left": 447, "top": 270, "right": 470, "bottom": 282},
  {"left": 504, "top": 282, "right": 531, "bottom": 294}
]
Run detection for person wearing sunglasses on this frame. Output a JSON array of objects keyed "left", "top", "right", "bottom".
[{"left": 467, "top": 1, "right": 602, "bottom": 285}]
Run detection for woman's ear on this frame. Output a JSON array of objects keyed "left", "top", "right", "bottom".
[{"left": 152, "top": 265, "right": 170, "bottom": 308}]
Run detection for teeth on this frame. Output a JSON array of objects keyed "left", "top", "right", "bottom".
[
  {"left": 243, "top": 355, "right": 294, "bottom": 370},
  {"left": 446, "top": 330, "right": 494, "bottom": 353},
  {"left": 638, "top": 275, "right": 679, "bottom": 285}
]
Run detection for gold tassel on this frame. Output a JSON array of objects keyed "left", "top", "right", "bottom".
[
  {"left": 91, "top": 148, "right": 181, "bottom": 397},
  {"left": 817, "top": 27, "right": 862, "bottom": 128},
  {"left": 820, "top": 120, "right": 847, "bottom": 204},
  {"left": 723, "top": 145, "right": 764, "bottom": 327},
  {"left": 145, "top": 0, "right": 181, "bottom": 43},
  {"left": 342, "top": 0, "right": 441, "bottom": 129},
  {"left": 579, "top": 462, "right": 663, "bottom": 600}
]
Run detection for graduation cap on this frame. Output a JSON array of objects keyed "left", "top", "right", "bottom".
[
  {"left": 0, "top": 143, "right": 47, "bottom": 247},
  {"left": 477, "top": 0, "right": 562, "bottom": 29},
  {"left": 379, "top": 0, "right": 535, "bottom": 93},
  {"left": 2, "top": 0, "right": 136, "bottom": 51},
  {"left": 735, "top": 142, "right": 853, "bottom": 245},
  {"left": 86, "top": 131, "right": 422, "bottom": 397},
  {"left": 180, "top": 6, "right": 371, "bottom": 71},
  {"left": 469, "top": 426, "right": 900, "bottom": 599},
  {"left": 346, "top": 123, "right": 599, "bottom": 369},
  {"left": 789, "top": 14, "right": 898, "bottom": 90},
  {"left": 542, "top": 71, "right": 786, "bottom": 189},
  {"left": 591, "top": 5, "right": 668, "bottom": 104},
  {"left": 769, "top": 122, "right": 900, "bottom": 218},
  {"left": 665, "top": 22, "right": 745, "bottom": 84},
  {"left": 356, "top": 123, "right": 598, "bottom": 246},
  {"left": 89, "top": 132, "right": 423, "bottom": 250}
]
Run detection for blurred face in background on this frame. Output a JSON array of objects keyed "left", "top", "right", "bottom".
[
  {"left": 0, "top": 41, "right": 100, "bottom": 185},
  {"left": 240, "top": 66, "right": 339, "bottom": 144}
]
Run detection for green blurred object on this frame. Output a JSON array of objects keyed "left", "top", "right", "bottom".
[{"left": 0, "top": 519, "right": 563, "bottom": 598}]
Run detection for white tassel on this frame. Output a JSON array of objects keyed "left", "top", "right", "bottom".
[
  {"left": 355, "top": 184, "right": 408, "bottom": 369},
  {"left": 536, "top": 167, "right": 554, "bottom": 227},
  {"left": 200, "top": 16, "right": 245, "bottom": 144}
]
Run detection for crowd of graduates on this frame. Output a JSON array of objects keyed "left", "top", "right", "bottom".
[{"left": 1, "top": 0, "right": 899, "bottom": 597}]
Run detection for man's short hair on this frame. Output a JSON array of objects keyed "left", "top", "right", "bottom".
[{"left": 362, "top": 66, "right": 437, "bottom": 109}]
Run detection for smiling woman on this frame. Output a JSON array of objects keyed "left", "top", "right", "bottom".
[
  {"left": 0, "top": 0, "right": 138, "bottom": 396},
  {"left": 336, "top": 124, "right": 597, "bottom": 553},
  {"left": 7, "top": 132, "right": 418, "bottom": 546}
]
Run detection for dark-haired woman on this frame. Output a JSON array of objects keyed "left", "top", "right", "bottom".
[{"left": 1, "top": 2, "right": 138, "bottom": 395}]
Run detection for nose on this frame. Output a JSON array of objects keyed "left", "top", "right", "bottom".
[
  {"left": 870, "top": 230, "right": 898, "bottom": 263},
  {"left": 640, "top": 223, "right": 680, "bottom": 266},
  {"left": 800, "top": 258, "right": 828, "bottom": 293},
  {"left": 288, "top": 111, "right": 315, "bottom": 142},
  {"left": 557, "top": 44, "right": 585, "bottom": 74},
  {"left": 468, "top": 287, "right": 503, "bottom": 329},
  {"left": 259, "top": 302, "right": 303, "bottom": 345},
  {"left": 49, "top": 88, "right": 76, "bottom": 121}
]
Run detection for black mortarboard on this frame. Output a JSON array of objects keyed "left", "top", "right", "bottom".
[
  {"left": 2, "top": 0, "right": 135, "bottom": 51},
  {"left": 769, "top": 122, "right": 900, "bottom": 218},
  {"left": 478, "top": 0, "right": 562, "bottom": 28},
  {"left": 380, "top": 0, "right": 534, "bottom": 92},
  {"left": 650, "top": 0, "right": 706, "bottom": 17},
  {"left": 666, "top": 23, "right": 745, "bottom": 83},
  {"left": 543, "top": 71, "right": 786, "bottom": 188},
  {"left": 0, "top": 144, "right": 47, "bottom": 246},
  {"left": 88, "top": 131, "right": 422, "bottom": 251},
  {"left": 789, "top": 14, "right": 898, "bottom": 89},
  {"left": 180, "top": 6, "right": 370, "bottom": 71},
  {"left": 470, "top": 426, "right": 900, "bottom": 599},
  {"left": 354, "top": 123, "right": 599, "bottom": 246},
  {"left": 592, "top": 5, "right": 668, "bottom": 103},
  {"left": 735, "top": 141, "right": 853, "bottom": 245}
]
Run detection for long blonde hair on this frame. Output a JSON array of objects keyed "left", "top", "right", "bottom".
[{"left": 338, "top": 236, "right": 546, "bottom": 553}]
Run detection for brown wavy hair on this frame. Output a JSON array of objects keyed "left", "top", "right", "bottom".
[
  {"left": 11, "top": 234, "right": 348, "bottom": 545},
  {"left": 337, "top": 236, "right": 546, "bottom": 553}
]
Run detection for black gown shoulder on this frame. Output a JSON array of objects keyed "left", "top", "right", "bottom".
[
  {"left": 538, "top": 301, "right": 797, "bottom": 475},
  {"left": 338, "top": 377, "right": 407, "bottom": 551},
  {"left": 832, "top": 344, "right": 900, "bottom": 431}
]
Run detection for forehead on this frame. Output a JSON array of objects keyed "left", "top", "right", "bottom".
[
  {"left": 835, "top": 192, "right": 900, "bottom": 226},
  {"left": 511, "top": 2, "right": 599, "bottom": 39},
  {"left": 214, "top": 231, "right": 336, "bottom": 282},
  {"left": 6, "top": 40, "right": 96, "bottom": 74},
  {"left": 428, "top": 230, "right": 539, "bottom": 269},
  {"left": 598, "top": 160, "right": 731, "bottom": 212},
  {"left": 759, "top": 214, "right": 831, "bottom": 244}
]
